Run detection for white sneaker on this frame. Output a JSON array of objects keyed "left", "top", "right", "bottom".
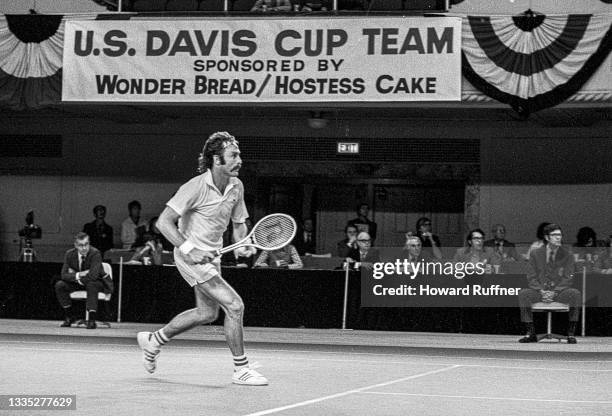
[
  {"left": 137, "top": 332, "right": 161, "bottom": 374},
  {"left": 232, "top": 365, "right": 268, "bottom": 386}
]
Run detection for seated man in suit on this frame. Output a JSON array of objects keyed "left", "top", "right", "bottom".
[
  {"left": 345, "top": 231, "right": 380, "bottom": 269},
  {"left": 518, "top": 223, "right": 580, "bottom": 344},
  {"left": 55, "top": 232, "right": 106, "bottom": 329}
]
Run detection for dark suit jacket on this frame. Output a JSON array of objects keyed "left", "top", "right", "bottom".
[
  {"left": 61, "top": 247, "right": 104, "bottom": 285},
  {"left": 526, "top": 245, "right": 574, "bottom": 291}
]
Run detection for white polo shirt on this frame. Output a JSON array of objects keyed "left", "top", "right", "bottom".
[{"left": 166, "top": 170, "right": 248, "bottom": 251}]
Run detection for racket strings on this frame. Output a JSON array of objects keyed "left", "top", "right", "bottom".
[{"left": 252, "top": 216, "right": 296, "bottom": 250}]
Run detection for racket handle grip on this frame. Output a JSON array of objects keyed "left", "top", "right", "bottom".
[{"left": 215, "top": 249, "right": 222, "bottom": 257}]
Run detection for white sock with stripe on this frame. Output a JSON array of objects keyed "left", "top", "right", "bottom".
[
  {"left": 233, "top": 354, "right": 249, "bottom": 371},
  {"left": 151, "top": 329, "right": 169, "bottom": 348}
]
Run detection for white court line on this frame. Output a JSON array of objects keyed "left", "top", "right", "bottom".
[
  {"left": 1, "top": 341, "right": 612, "bottom": 368},
  {"left": 242, "top": 365, "right": 461, "bottom": 416},
  {"left": 361, "top": 391, "right": 612, "bottom": 405}
]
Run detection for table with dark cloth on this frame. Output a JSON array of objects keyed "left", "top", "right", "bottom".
[{"left": 1, "top": 262, "right": 611, "bottom": 335}]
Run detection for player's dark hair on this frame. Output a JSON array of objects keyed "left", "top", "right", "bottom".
[{"left": 198, "top": 131, "right": 239, "bottom": 173}]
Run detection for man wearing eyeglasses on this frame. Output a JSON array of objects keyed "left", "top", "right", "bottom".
[
  {"left": 354, "top": 232, "right": 380, "bottom": 266},
  {"left": 55, "top": 232, "right": 105, "bottom": 329},
  {"left": 518, "top": 223, "right": 580, "bottom": 344}
]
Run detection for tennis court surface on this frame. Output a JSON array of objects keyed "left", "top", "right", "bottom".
[{"left": 1, "top": 319, "right": 611, "bottom": 416}]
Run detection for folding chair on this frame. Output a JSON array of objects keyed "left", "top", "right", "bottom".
[
  {"left": 531, "top": 302, "right": 569, "bottom": 341},
  {"left": 71, "top": 262, "right": 113, "bottom": 328}
]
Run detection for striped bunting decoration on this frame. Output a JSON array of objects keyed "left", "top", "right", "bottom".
[{"left": 462, "top": 11, "right": 612, "bottom": 114}]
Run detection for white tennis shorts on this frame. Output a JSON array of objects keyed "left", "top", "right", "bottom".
[{"left": 173, "top": 247, "right": 221, "bottom": 287}]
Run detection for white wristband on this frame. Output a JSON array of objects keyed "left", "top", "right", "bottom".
[{"left": 179, "top": 240, "right": 196, "bottom": 255}]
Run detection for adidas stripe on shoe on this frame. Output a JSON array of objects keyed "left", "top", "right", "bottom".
[
  {"left": 137, "top": 331, "right": 161, "bottom": 374},
  {"left": 232, "top": 365, "right": 268, "bottom": 386}
]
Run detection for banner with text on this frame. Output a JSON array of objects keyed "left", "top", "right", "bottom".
[{"left": 62, "top": 17, "right": 462, "bottom": 103}]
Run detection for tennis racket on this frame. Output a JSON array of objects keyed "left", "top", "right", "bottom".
[{"left": 216, "top": 213, "right": 297, "bottom": 256}]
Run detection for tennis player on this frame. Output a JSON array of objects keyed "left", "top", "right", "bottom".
[{"left": 137, "top": 131, "right": 268, "bottom": 386}]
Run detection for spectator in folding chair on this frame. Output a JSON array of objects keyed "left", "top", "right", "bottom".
[
  {"left": 518, "top": 223, "right": 580, "bottom": 344},
  {"left": 55, "top": 232, "right": 106, "bottom": 329}
]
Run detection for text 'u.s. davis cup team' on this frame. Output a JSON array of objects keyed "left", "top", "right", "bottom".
[{"left": 61, "top": 17, "right": 462, "bottom": 103}]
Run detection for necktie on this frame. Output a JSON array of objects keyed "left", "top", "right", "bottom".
[
  {"left": 548, "top": 250, "right": 555, "bottom": 264},
  {"left": 79, "top": 255, "right": 84, "bottom": 271}
]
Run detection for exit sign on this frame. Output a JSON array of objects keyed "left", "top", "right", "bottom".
[{"left": 337, "top": 142, "right": 360, "bottom": 154}]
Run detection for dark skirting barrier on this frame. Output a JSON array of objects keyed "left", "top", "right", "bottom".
[{"left": 1, "top": 261, "right": 611, "bottom": 335}]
